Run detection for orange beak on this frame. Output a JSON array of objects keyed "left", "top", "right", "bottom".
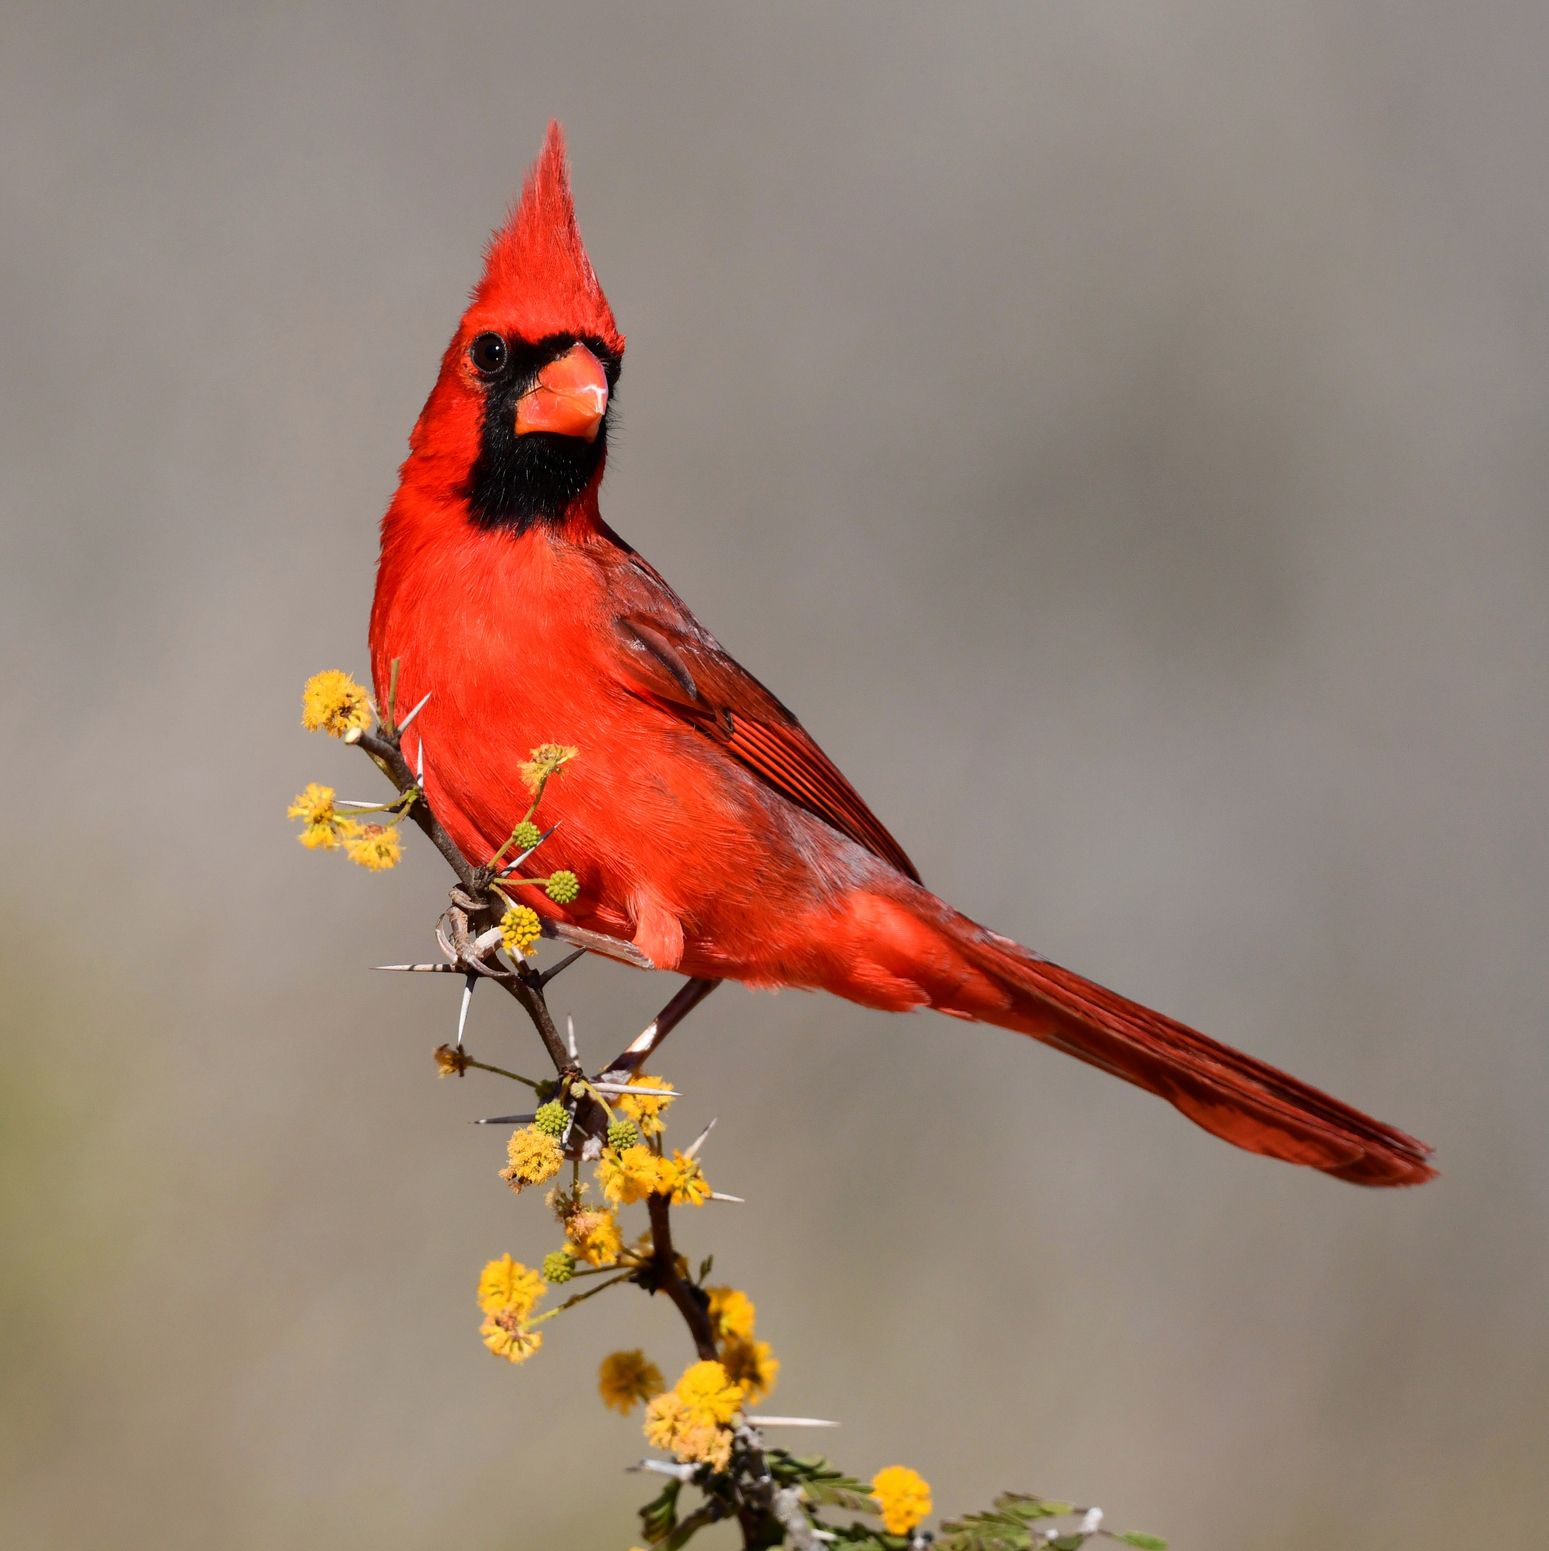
[{"left": 514, "top": 342, "right": 609, "bottom": 442}]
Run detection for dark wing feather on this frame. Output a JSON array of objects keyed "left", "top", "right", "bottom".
[{"left": 610, "top": 556, "right": 920, "bottom": 882}]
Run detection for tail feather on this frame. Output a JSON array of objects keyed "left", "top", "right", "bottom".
[{"left": 956, "top": 929, "right": 1436, "bottom": 1187}]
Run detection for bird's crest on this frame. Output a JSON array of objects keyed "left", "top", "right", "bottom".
[{"left": 472, "top": 121, "right": 623, "bottom": 354}]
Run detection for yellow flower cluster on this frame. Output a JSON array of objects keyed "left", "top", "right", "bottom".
[
  {"left": 301, "top": 669, "right": 373, "bottom": 738},
  {"left": 501, "top": 1125, "right": 563, "bottom": 1193},
  {"left": 500, "top": 904, "right": 543, "bottom": 957},
  {"left": 596, "top": 1140, "right": 712, "bottom": 1209},
  {"left": 871, "top": 1465, "right": 932, "bottom": 1537},
  {"left": 476, "top": 1254, "right": 545, "bottom": 1364},
  {"left": 618, "top": 1072, "right": 676, "bottom": 1138},
  {"left": 288, "top": 783, "right": 352, "bottom": 850},
  {"left": 705, "top": 1286, "right": 778, "bottom": 1404},
  {"left": 519, "top": 742, "right": 578, "bottom": 793},
  {"left": 287, "top": 783, "right": 406, "bottom": 870},
  {"left": 642, "top": 1359, "right": 745, "bottom": 1473},
  {"left": 345, "top": 823, "right": 402, "bottom": 871},
  {"left": 598, "top": 1142, "right": 672, "bottom": 1205},
  {"left": 566, "top": 1205, "right": 623, "bottom": 1267},
  {"left": 598, "top": 1348, "right": 664, "bottom": 1414}
]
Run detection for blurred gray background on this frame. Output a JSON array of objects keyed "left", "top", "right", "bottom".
[{"left": 4, "top": 4, "right": 1545, "bottom": 1547}]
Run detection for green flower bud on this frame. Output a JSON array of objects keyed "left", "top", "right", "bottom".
[
  {"left": 534, "top": 1100, "right": 569, "bottom": 1138},
  {"left": 607, "top": 1118, "right": 640, "bottom": 1151},
  {"left": 545, "top": 869, "right": 581, "bottom": 905},
  {"left": 542, "top": 1250, "right": 576, "bottom": 1284},
  {"left": 512, "top": 819, "right": 543, "bottom": 852}
]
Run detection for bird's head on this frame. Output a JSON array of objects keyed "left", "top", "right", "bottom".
[{"left": 405, "top": 121, "right": 624, "bottom": 532}]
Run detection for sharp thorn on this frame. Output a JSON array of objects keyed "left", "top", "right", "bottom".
[
  {"left": 415, "top": 739, "right": 425, "bottom": 784},
  {"left": 624, "top": 1018, "right": 660, "bottom": 1056},
  {"left": 336, "top": 798, "right": 384, "bottom": 809},
  {"left": 588, "top": 1082, "right": 678, "bottom": 1098},
  {"left": 371, "top": 962, "right": 457, "bottom": 973},
  {"left": 456, "top": 972, "right": 476, "bottom": 1048},
  {"left": 499, "top": 823, "right": 561, "bottom": 875},
  {"left": 708, "top": 1191, "right": 744, "bottom": 1204},
  {"left": 472, "top": 1113, "right": 533, "bottom": 1126},
  {"left": 629, "top": 1459, "right": 698, "bottom": 1481},
  {"left": 566, "top": 1014, "right": 578, "bottom": 1060},
  {"left": 396, "top": 690, "right": 432, "bottom": 734},
  {"left": 538, "top": 947, "right": 587, "bottom": 987},
  {"left": 746, "top": 1416, "right": 838, "bottom": 1429},
  {"left": 684, "top": 1116, "right": 717, "bottom": 1160}
]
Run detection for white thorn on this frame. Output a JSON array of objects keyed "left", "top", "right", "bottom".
[
  {"left": 396, "top": 690, "right": 432, "bottom": 733},
  {"left": 1077, "top": 1507, "right": 1103, "bottom": 1535},
  {"left": 625, "top": 1018, "right": 659, "bottom": 1056},
  {"left": 372, "top": 963, "right": 456, "bottom": 973},
  {"left": 630, "top": 1459, "right": 697, "bottom": 1482},
  {"left": 708, "top": 1191, "right": 745, "bottom": 1204},
  {"left": 415, "top": 738, "right": 425, "bottom": 784},
  {"left": 746, "top": 1416, "right": 839, "bottom": 1429},
  {"left": 336, "top": 798, "right": 385, "bottom": 809},
  {"left": 588, "top": 1082, "right": 678, "bottom": 1098},
  {"left": 684, "top": 1116, "right": 717, "bottom": 1160},
  {"left": 456, "top": 973, "right": 475, "bottom": 1048},
  {"left": 473, "top": 1112, "right": 534, "bottom": 1126},
  {"left": 566, "top": 1015, "right": 578, "bottom": 1060},
  {"left": 499, "top": 823, "right": 561, "bottom": 875}
]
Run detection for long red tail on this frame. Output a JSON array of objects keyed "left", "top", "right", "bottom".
[{"left": 930, "top": 916, "right": 1436, "bottom": 1186}]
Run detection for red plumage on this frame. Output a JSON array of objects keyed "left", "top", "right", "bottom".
[{"left": 370, "top": 123, "right": 1435, "bottom": 1187}]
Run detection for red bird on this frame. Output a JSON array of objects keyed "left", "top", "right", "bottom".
[{"left": 371, "top": 123, "right": 1435, "bottom": 1187}]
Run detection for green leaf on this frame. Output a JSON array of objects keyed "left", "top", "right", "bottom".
[
  {"left": 1113, "top": 1534, "right": 1168, "bottom": 1550},
  {"left": 638, "top": 1478, "right": 681, "bottom": 1545}
]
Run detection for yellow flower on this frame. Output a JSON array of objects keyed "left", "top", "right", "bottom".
[
  {"left": 642, "top": 1392, "right": 733, "bottom": 1474},
  {"left": 480, "top": 1307, "right": 543, "bottom": 1364},
  {"left": 664, "top": 1149, "right": 711, "bottom": 1208},
  {"left": 719, "top": 1337, "right": 779, "bottom": 1404},
  {"left": 500, "top": 904, "right": 543, "bottom": 956},
  {"left": 301, "top": 669, "right": 373, "bottom": 738},
  {"left": 345, "top": 823, "right": 402, "bottom": 870},
  {"left": 675, "top": 1360, "right": 744, "bottom": 1427},
  {"left": 618, "top": 1073, "right": 676, "bottom": 1138},
  {"left": 566, "top": 1207, "right": 623, "bottom": 1268},
  {"left": 598, "top": 1349, "right": 664, "bottom": 1414},
  {"left": 872, "top": 1466, "right": 932, "bottom": 1537},
  {"left": 477, "top": 1254, "right": 546, "bottom": 1318},
  {"left": 519, "top": 743, "right": 578, "bottom": 792},
  {"left": 287, "top": 782, "right": 357, "bottom": 850},
  {"left": 501, "top": 1126, "right": 564, "bottom": 1191},
  {"left": 597, "top": 1143, "right": 671, "bottom": 1206},
  {"left": 433, "top": 1043, "right": 470, "bottom": 1079},
  {"left": 706, "top": 1286, "right": 757, "bottom": 1345}
]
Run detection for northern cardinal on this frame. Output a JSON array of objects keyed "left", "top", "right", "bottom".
[{"left": 370, "top": 123, "right": 1434, "bottom": 1187}]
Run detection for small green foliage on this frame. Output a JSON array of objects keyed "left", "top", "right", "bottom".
[{"left": 638, "top": 1477, "right": 681, "bottom": 1544}]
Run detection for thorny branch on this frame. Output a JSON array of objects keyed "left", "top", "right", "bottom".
[{"left": 349, "top": 703, "right": 789, "bottom": 1547}]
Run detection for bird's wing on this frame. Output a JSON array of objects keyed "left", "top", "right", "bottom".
[{"left": 608, "top": 551, "right": 921, "bottom": 882}]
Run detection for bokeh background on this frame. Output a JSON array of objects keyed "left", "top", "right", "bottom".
[{"left": 5, "top": 4, "right": 1546, "bottom": 1547}]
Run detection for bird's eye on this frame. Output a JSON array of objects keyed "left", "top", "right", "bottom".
[{"left": 470, "top": 333, "right": 508, "bottom": 376}]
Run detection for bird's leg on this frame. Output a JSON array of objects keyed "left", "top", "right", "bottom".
[{"left": 595, "top": 977, "right": 720, "bottom": 1083}]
